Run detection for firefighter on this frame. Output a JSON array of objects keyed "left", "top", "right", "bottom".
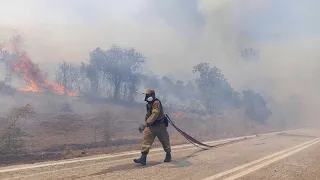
[{"left": 133, "top": 88, "right": 171, "bottom": 165}]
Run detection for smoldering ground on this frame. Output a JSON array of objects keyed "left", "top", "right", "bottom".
[{"left": 0, "top": 0, "right": 319, "bottom": 125}]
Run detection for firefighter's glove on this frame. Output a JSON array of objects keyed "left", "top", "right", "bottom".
[{"left": 139, "top": 124, "right": 147, "bottom": 133}]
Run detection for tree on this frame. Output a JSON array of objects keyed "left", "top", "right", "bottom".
[
  {"left": 242, "top": 90, "right": 272, "bottom": 123},
  {"left": 55, "top": 61, "right": 79, "bottom": 96},
  {"left": 89, "top": 45, "right": 145, "bottom": 101},
  {"left": 80, "top": 62, "right": 100, "bottom": 96},
  {"left": 1, "top": 47, "right": 15, "bottom": 89},
  {"left": 240, "top": 47, "right": 260, "bottom": 62},
  {"left": 124, "top": 73, "right": 141, "bottom": 101},
  {"left": 0, "top": 104, "right": 35, "bottom": 155},
  {"left": 193, "top": 62, "right": 239, "bottom": 112},
  {"left": 0, "top": 81, "right": 16, "bottom": 95}
]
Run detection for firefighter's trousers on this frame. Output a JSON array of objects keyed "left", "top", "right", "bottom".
[{"left": 141, "top": 123, "right": 171, "bottom": 154}]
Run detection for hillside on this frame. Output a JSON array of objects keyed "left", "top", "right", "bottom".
[{"left": 0, "top": 91, "right": 288, "bottom": 165}]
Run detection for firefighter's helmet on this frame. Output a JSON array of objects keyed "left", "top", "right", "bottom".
[{"left": 145, "top": 88, "right": 155, "bottom": 95}]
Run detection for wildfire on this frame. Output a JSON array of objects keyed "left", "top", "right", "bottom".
[
  {"left": 1, "top": 36, "right": 77, "bottom": 96},
  {"left": 175, "top": 112, "right": 184, "bottom": 118}
]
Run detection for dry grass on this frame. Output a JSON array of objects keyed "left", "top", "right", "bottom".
[{"left": 0, "top": 91, "right": 280, "bottom": 165}]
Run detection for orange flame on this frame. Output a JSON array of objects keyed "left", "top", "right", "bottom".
[
  {"left": 175, "top": 112, "right": 184, "bottom": 118},
  {"left": 2, "top": 37, "right": 77, "bottom": 96}
]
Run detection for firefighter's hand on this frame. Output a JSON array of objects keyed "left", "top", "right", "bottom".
[{"left": 138, "top": 124, "right": 147, "bottom": 133}]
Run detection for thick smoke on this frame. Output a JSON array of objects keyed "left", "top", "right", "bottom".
[{"left": 0, "top": 0, "right": 319, "bottom": 125}]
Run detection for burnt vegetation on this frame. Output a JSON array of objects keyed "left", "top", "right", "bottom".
[
  {"left": 0, "top": 37, "right": 273, "bottom": 164},
  {"left": 52, "top": 45, "right": 271, "bottom": 122},
  {"left": 0, "top": 38, "right": 272, "bottom": 122}
]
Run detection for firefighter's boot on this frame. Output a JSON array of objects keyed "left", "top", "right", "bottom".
[
  {"left": 164, "top": 152, "right": 171, "bottom": 162},
  {"left": 133, "top": 152, "right": 147, "bottom": 165}
]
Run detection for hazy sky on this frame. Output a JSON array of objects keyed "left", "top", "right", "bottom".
[{"left": 0, "top": 0, "right": 319, "bottom": 116}]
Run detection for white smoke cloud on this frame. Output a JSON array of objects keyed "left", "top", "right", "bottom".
[{"left": 0, "top": 0, "right": 319, "bottom": 123}]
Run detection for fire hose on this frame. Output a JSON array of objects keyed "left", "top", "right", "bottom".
[{"left": 165, "top": 114, "right": 253, "bottom": 150}]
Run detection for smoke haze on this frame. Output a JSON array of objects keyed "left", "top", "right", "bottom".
[{"left": 0, "top": 0, "right": 319, "bottom": 124}]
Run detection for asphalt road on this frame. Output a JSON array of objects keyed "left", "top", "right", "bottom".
[{"left": 1, "top": 128, "right": 320, "bottom": 180}]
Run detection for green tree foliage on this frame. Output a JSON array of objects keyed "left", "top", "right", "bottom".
[
  {"left": 242, "top": 90, "right": 272, "bottom": 122},
  {"left": 87, "top": 45, "right": 145, "bottom": 101},
  {"left": 0, "top": 104, "right": 35, "bottom": 155},
  {"left": 192, "top": 62, "right": 241, "bottom": 113}
]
